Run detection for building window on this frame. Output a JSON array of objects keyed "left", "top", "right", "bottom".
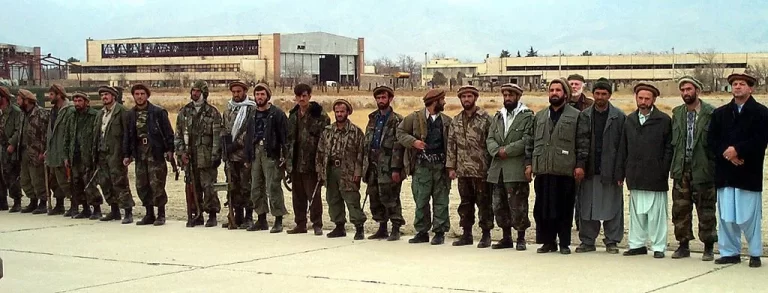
[
  {"left": 79, "top": 63, "right": 241, "bottom": 74},
  {"left": 101, "top": 40, "right": 259, "bottom": 58}
]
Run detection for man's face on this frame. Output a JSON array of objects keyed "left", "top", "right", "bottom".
[
  {"left": 73, "top": 97, "right": 88, "bottom": 111},
  {"left": 459, "top": 93, "right": 477, "bottom": 110},
  {"left": 16, "top": 96, "right": 24, "bottom": 108},
  {"left": 731, "top": 80, "right": 753, "bottom": 99},
  {"left": 47, "top": 91, "right": 58, "bottom": 105},
  {"left": 231, "top": 86, "right": 246, "bottom": 102},
  {"left": 374, "top": 92, "right": 392, "bottom": 110},
  {"left": 569, "top": 80, "right": 584, "bottom": 96},
  {"left": 434, "top": 97, "right": 446, "bottom": 112},
  {"left": 132, "top": 90, "right": 148, "bottom": 107},
  {"left": 101, "top": 92, "right": 114, "bottom": 105},
  {"left": 502, "top": 90, "right": 520, "bottom": 108},
  {"left": 333, "top": 104, "right": 349, "bottom": 123},
  {"left": 295, "top": 91, "right": 311, "bottom": 108},
  {"left": 679, "top": 83, "right": 699, "bottom": 105},
  {"left": 635, "top": 90, "right": 656, "bottom": 111},
  {"left": 549, "top": 83, "right": 566, "bottom": 106},
  {"left": 191, "top": 88, "right": 202, "bottom": 101},
  {"left": 254, "top": 90, "right": 269, "bottom": 107},
  {"left": 593, "top": 89, "right": 611, "bottom": 108}
]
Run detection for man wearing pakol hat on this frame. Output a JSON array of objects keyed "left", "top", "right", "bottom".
[
  {"left": 123, "top": 84, "right": 175, "bottom": 226},
  {"left": 14, "top": 89, "right": 51, "bottom": 214},
  {"left": 567, "top": 74, "right": 594, "bottom": 111},
  {"left": 315, "top": 99, "right": 367, "bottom": 240},
  {"left": 708, "top": 73, "right": 767, "bottom": 268},
  {"left": 175, "top": 80, "right": 223, "bottom": 227},
  {"left": 446, "top": 85, "right": 494, "bottom": 248},
  {"left": 669, "top": 76, "right": 717, "bottom": 261},
  {"left": 0, "top": 86, "right": 22, "bottom": 212},
  {"left": 620, "top": 82, "right": 672, "bottom": 259},
  {"left": 574, "top": 78, "right": 626, "bottom": 254},
  {"left": 285, "top": 83, "right": 330, "bottom": 236},
  {"left": 221, "top": 80, "right": 256, "bottom": 229},
  {"left": 67, "top": 92, "right": 102, "bottom": 219},
  {"left": 362, "top": 85, "right": 405, "bottom": 241},
  {"left": 397, "top": 88, "right": 452, "bottom": 245},
  {"left": 246, "top": 83, "right": 289, "bottom": 233},
  {"left": 93, "top": 86, "right": 135, "bottom": 223},
  {"left": 525, "top": 79, "right": 589, "bottom": 254},
  {"left": 487, "top": 83, "right": 534, "bottom": 250},
  {"left": 45, "top": 83, "right": 77, "bottom": 216}
]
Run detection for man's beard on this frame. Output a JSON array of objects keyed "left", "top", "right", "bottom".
[
  {"left": 549, "top": 95, "right": 565, "bottom": 107},
  {"left": 638, "top": 104, "right": 652, "bottom": 111},
  {"left": 336, "top": 116, "right": 348, "bottom": 123},
  {"left": 572, "top": 90, "right": 582, "bottom": 98},
  {"left": 256, "top": 100, "right": 268, "bottom": 107},
  {"left": 462, "top": 102, "right": 475, "bottom": 111},
  {"left": 683, "top": 94, "right": 697, "bottom": 105},
  {"left": 504, "top": 100, "right": 518, "bottom": 111},
  {"left": 434, "top": 103, "right": 444, "bottom": 112},
  {"left": 377, "top": 102, "right": 389, "bottom": 110},
  {"left": 595, "top": 100, "right": 608, "bottom": 108}
]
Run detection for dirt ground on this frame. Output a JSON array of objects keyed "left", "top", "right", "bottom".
[{"left": 119, "top": 90, "right": 767, "bottom": 255}]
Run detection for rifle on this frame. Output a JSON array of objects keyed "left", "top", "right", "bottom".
[
  {"left": 307, "top": 180, "right": 321, "bottom": 214},
  {"left": 222, "top": 135, "right": 236, "bottom": 229},
  {"left": 155, "top": 119, "right": 179, "bottom": 180},
  {"left": 184, "top": 157, "right": 202, "bottom": 225},
  {"left": 84, "top": 167, "right": 99, "bottom": 189},
  {"left": 45, "top": 167, "right": 51, "bottom": 211}
]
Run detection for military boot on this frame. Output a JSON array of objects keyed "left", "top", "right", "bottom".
[
  {"left": 492, "top": 228, "right": 514, "bottom": 249},
  {"left": 47, "top": 198, "right": 65, "bottom": 215},
  {"left": 516, "top": 230, "right": 527, "bottom": 251},
  {"left": 702, "top": 242, "right": 715, "bottom": 261},
  {"left": 270, "top": 216, "right": 283, "bottom": 233},
  {"left": 452, "top": 227, "right": 473, "bottom": 246},
  {"left": 63, "top": 199, "right": 78, "bottom": 217},
  {"left": 73, "top": 203, "right": 91, "bottom": 219},
  {"left": 205, "top": 212, "right": 217, "bottom": 228},
  {"left": 749, "top": 257, "right": 762, "bottom": 268},
  {"left": 286, "top": 224, "right": 307, "bottom": 234},
  {"left": 256, "top": 213, "right": 269, "bottom": 230},
  {"left": 136, "top": 206, "right": 156, "bottom": 225},
  {"left": 153, "top": 206, "right": 166, "bottom": 226},
  {"left": 193, "top": 214, "right": 204, "bottom": 226},
  {"left": 240, "top": 209, "right": 254, "bottom": 230},
  {"left": 121, "top": 208, "right": 133, "bottom": 224},
  {"left": 387, "top": 225, "right": 401, "bottom": 241},
  {"left": 89, "top": 205, "right": 102, "bottom": 220},
  {"left": 671, "top": 240, "right": 690, "bottom": 259},
  {"left": 353, "top": 224, "right": 365, "bottom": 240},
  {"left": 32, "top": 199, "right": 48, "bottom": 214},
  {"left": 477, "top": 229, "right": 491, "bottom": 248},
  {"left": 368, "top": 222, "right": 388, "bottom": 240},
  {"left": 20, "top": 199, "right": 38, "bottom": 213},
  {"left": 408, "top": 231, "right": 429, "bottom": 244},
  {"left": 100, "top": 204, "right": 120, "bottom": 221},
  {"left": 9, "top": 198, "right": 22, "bottom": 213},
  {"left": 246, "top": 213, "right": 262, "bottom": 231},
  {"left": 326, "top": 223, "right": 347, "bottom": 238},
  {"left": 0, "top": 196, "right": 8, "bottom": 211},
  {"left": 430, "top": 232, "right": 445, "bottom": 245}
]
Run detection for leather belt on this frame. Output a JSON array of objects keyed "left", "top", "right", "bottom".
[{"left": 417, "top": 153, "right": 445, "bottom": 164}]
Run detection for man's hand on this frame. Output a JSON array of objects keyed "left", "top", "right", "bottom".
[
  {"left": 412, "top": 140, "right": 427, "bottom": 150},
  {"left": 64, "top": 160, "right": 70, "bottom": 169},
  {"left": 723, "top": 146, "right": 738, "bottom": 161},
  {"left": 354, "top": 176, "right": 361, "bottom": 185},
  {"left": 165, "top": 152, "right": 174, "bottom": 162},
  {"left": 244, "top": 162, "right": 251, "bottom": 169},
  {"left": 498, "top": 148, "right": 508, "bottom": 159},
  {"left": 448, "top": 169, "right": 457, "bottom": 180},
  {"left": 574, "top": 168, "right": 585, "bottom": 183},
  {"left": 524, "top": 165, "right": 533, "bottom": 182},
  {"left": 181, "top": 153, "right": 189, "bottom": 166},
  {"left": 38, "top": 153, "right": 45, "bottom": 163},
  {"left": 123, "top": 158, "right": 132, "bottom": 166},
  {"left": 6, "top": 145, "right": 14, "bottom": 153},
  {"left": 284, "top": 175, "right": 292, "bottom": 185},
  {"left": 617, "top": 180, "right": 624, "bottom": 187},
  {"left": 391, "top": 171, "right": 401, "bottom": 183},
  {"left": 729, "top": 156, "right": 745, "bottom": 166}
]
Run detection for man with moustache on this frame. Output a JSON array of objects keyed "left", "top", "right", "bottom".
[
  {"left": 0, "top": 86, "right": 22, "bottom": 212},
  {"left": 487, "top": 83, "right": 534, "bottom": 250},
  {"left": 316, "top": 99, "right": 367, "bottom": 240},
  {"left": 362, "top": 85, "right": 405, "bottom": 241},
  {"left": 525, "top": 79, "right": 589, "bottom": 254},
  {"left": 93, "top": 86, "right": 134, "bottom": 223},
  {"left": 446, "top": 85, "right": 494, "bottom": 248},
  {"left": 45, "top": 84, "right": 76, "bottom": 216},
  {"left": 620, "top": 83, "right": 672, "bottom": 259},
  {"left": 669, "top": 76, "right": 717, "bottom": 261},
  {"left": 246, "top": 83, "right": 289, "bottom": 233},
  {"left": 397, "top": 89, "right": 452, "bottom": 245},
  {"left": 67, "top": 92, "right": 102, "bottom": 219},
  {"left": 175, "top": 81, "right": 223, "bottom": 227},
  {"left": 221, "top": 81, "right": 256, "bottom": 229},
  {"left": 285, "top": 83, "right": 330, "bottom": 235},
  {"left": 123, "top": 84, "right": 175, "bottom": 226},
  {"left": 709, "top": 73, "right": 768, "bottom": 268},
  {"left": 14, "top": 89, "right": 50, "bottom": 214},
  {"left": 574, "top": 78, "right": 626, "bottom": 254}
]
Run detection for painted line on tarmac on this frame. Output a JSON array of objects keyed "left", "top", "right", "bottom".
[{"left": 643, "top": 263, "right": 739, "bottom": 293}]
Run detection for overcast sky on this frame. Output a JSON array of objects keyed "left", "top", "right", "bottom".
[{"left": 2, "top": 0, "right": 766, "bottom": 62}]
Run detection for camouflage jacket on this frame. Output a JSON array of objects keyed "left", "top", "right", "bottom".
[
  {"left": 361, "top": 108, "right": 404, "bottom": 183},
  {"left": 446, "top": 107, "right": 492, "bottom": 178},
  {"left": 18, "top": 105, "right": 50, "bottom": 167},
  {"left": 396, "top": 108, "right": 452, "bottom": 177},
  {"left": 221, "top": 103, "right": 254, "bottom": 163},
  {"left": 316, "top": 121, "right": 365, "bottom": 192},
  {"left": 0, "top": 104, "right": 22, "bottom": 162},
  {"left": 46, "top": 101, "right": 76, "bottom": 167},
  {"left": 67, "top": 107, "right": 98, "bottom": 168},
  {"left": 286, "top": 102, "right": 330, "bottom": 175},
  {"left": 175, "top": 101, "right": 222, "bottom": 168},
  {"left": 93, "top": 103, "right": 129, "bottom": 162}
]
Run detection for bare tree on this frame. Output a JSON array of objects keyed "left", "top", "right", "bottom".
[
  {"left": 694, "top": 50, "right": 728, "bottom": 91},
  {"left": 282, "top": 63, "right": 312, "bottom": 84},
  {"left": 746, "top": 60, "right": 768, "bottom": 93},
  {"left": 236, "top": 71, "right": 258, "bottom": 84},
  {"left": 371, "top": 57, "right": 399, "bottom": 75},
  {"left": 396, "top": 54, "right": 423, "bottom": 84},
  {"left": 431, "top": 52, "right": 447, "bottom": 59}
]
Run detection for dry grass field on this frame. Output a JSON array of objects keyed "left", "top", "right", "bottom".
[{"left": 116, "top": 89, "right": 766, "bottom": 255}]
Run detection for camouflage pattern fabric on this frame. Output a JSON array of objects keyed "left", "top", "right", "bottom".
[
  {"left": 492, "top": 180, "right": 531, "bottom": 231},
  {"left": 315, "top": 122, "right": 364, "bottom": 192},
  {"left": 457, "top": 177, "right": 494, "bottom": 230},
  {"left": 672, "top": 168, "right": 718, "bottom": 244},
  {"left": 446, "top": 107, "right": 492, "bottom": 178}
]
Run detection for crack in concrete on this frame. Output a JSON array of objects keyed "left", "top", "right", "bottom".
[
  {"left": 0, "top": 248, "right": 201, "bottom": 268},
  {"left": 54, "top": 268, "right": 198, "bottom": 293},
  {"left": 643, "top": 263, "right": 738, "bottom": 293},
  {"left": 0, "top": 222, "right": 98, "bottom": 234}
]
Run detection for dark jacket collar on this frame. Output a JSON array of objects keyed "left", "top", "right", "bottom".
[{"left": 290, "top": 101, "right": 323, "bottom": 117}]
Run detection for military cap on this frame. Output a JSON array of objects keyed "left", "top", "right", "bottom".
[
  {"left": 423, "top": 88, "right": 446, "bottom": 104},
  {"left": 500, "top": 83, "right": 523, "bottom": 96},
  {"left": 373, "top": 85, "right": 395, "bottom": 97},
  {"left": 592, "top": 77, "right": 613, "bottom": 94},
  {"left": 253, "top": 82, "right": 272, "bottom": 99},
  {"left": 229, "top": 81, "right": 249, "bottom": 92},
  {"left": 191, "top": 80, "right": 209, "bottom": 92},
  {"left": 548, "top": 78, "right": 572, "bottom": 98},
  {"left": 130, "top": 83, "right": 151, "bottom": 97},
  {"left": 17, "top": 89, "right": 36, "bottom": 102},
  {"left": 677, "top": 76, "right": 703, "bottom": 90},
  {"left": 634, "top": 82, "right": 660, "bottom": 97},
  {"left": 332, "top": 99, "right": 353, "bottom": 114},
  {"left": 72, "top": 91, "right": 89, "bottom": 100},
  {"left": 727, "top": 73, "right": 757, "bottom": 87},
  {"left": 457, "top": 85, "right": 479, "bottom": 97},
  {"left": 98, "top": 86, "right": 119, "bottom": 98},
  {"left": 567, "top": 74, "right": 585, "bottom": 83},
  {"left": 49, "top": 83, "right": 68, "bottom": 99},
  {"left": 0, "top": 86, "right": 13, "bottom": 99}
]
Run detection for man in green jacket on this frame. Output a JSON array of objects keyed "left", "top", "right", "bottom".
[
  {"left": 45, "top": 84, "right": 76, "bottom": 216},
  {"left": 0, "top": 86, "right": 22, "bottom": 212},
  {"left": 487, "top": 83, "right": 534, "bottom": 250},
  {"left": 15, "top": 89, "right": 50, "bottom": 214},
  {"left": 670, "top": 76, "right": 717, "bottom": 261},
  {"left": 68, "top": 92, "right": 102, "bottom": 219}
]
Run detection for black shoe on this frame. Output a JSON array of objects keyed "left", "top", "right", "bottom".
[
  {"left": 153, "top": 206, "right": 166, "bottom": 226},
  {"left": 409, "top": 232, "right": 429, "bottom": 244},
  {"left": 240, "top": 218, "right": 254, "bottom": 230},
  {"left": 606, "top": 243, "right": 619, "bottom": 254},
  {"left": 654, "top": 251, "right": 665, "bottom": 259},
  {"left": 560, "top": 246, "right": 572, "bottom": 255},
  {"left": 73, "top": 204, "right": 91, "bottom": 219},
  {"left": 702, "top": 243, "right": 714, "bottom": 261},
  {"left": 387, "top": 225, "right": 401, "bottom": 241},
  {"left": 368, "top": 222, "right": 389, "bottom": 240},
  {"left": 9, "top": 198, "right": 22, "bottom": 213},
  {"left": 0, "top": 197, "right": 8, "bottom": 210},
  {"left": 287, "top": 225, "right": 308, "bottom": 234},
  {"left": 186, "top": 216, "right": 196, "bottom": 228},
  {"left": 32, "top": 200, "right": 48, "bottom": 214},
  {"left": 715, "top": 255, "right": 741, "bottom": 265},
  {"left": 89, "top": 205, "right": 102, "bottom": 220},
  {"left": 121, "top": 208, "right": 133, "bottom": 224},
  {"left": 452, "top": 231, "right": 473, "bottom": 246},
  {"left": 623, "top": 247, "right": 649, "bottom": 256},
  {"left": 327, "top": 224, "right": 346, "bottom": 238},
  {"left": 575, "top": 243, "right": 596, "bottom": 253},
  {"left": 136, "top": 206, "right": 155, "bottom": 225},
  {"left": 492, "top": 237, "right": 514, "bottom": 249},
  {"left": 671, "top": 247, "right": 690, "bottom": 259},
  {"left": 21, "top": 199, "right": 38, "bottom": 213},
  {"left": 63, "top": 201, "right": 78, "bottom": 217},
  {"left": 477, "top": 230, "right": 491, "bottom": 248},
  {"left": 313, "top": 226, "right": 323, "bottom": 236},
  {"left": 516, "top": 237, "right": 527, "bottom": 251},
  {"left": 48, "top": 199, "right": 65, "bottom": 216},
  {"left": 537, "top": 243, "right": 558, "bottom": 253},
  {"left": 353, "top": 225, "right": 364, "bottom": 240},
  {"left": 194, "top": 215, "right": 204, "bottom": 226},
  {"left": 205, "top": 213, "right": 217, "bottom": 228},
  {"left": 100, "top": 205, "right": 120, "bottom": 221},
  {"left": 749, "top": 257, "right": 762, "bottom": 268},
  {"left": 252, "top": 212, "right": 267, "bottom": 231},
  {"left": 430, "top": 232, "right": 445, "bottom": 245},
  {"left": 270, "top": 216, "right": 283, "bottom": 233}
]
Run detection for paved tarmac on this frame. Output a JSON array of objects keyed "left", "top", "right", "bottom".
[{"left": 0, "top": 213, "right": 764, "bottom": 293}]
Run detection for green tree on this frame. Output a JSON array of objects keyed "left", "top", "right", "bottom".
[
  {"left": 431, "top": 71, "right": 448, "bottom": 86},
  {"left": 526, "top": 46, "right": 538, "bottom": 57},
  {"left": 500, "top": 50, "right": 511, "bottom": 58}
]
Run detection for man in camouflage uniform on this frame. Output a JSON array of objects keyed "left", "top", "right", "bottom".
[
  {"left": 175, "top": 80, "right": 222, "bottom": 227},
  {"left": 94, "top": 86, "right": 135, "bottom": 224},
  {"left": 221, "top": 81, "right": 256, "bottom": 229},
  {"left": 67, "top": 92, "right": 102, "bottom": 219},
  {"left": 316, "top": 99, "right": 367, "bottom": 240},
  {"left": 397, "top": 89, "right": 452, "bottom": 245},
  {"left": 0, "top": 86, "right": 22, "bottom": 212},
  {"left": 285, "top": 84, "right": 329, "bottom": 236},
  {"left": 124, "top": 84, "right": 175, "bottom": 226},
  {"left": 670, "top": 76, "right": 717, "bottom": 261},
  {"left": 446, "top": 85, "right": 494, "bottom": 248},
  {"left": 45, "top": 84, "right": 76, "bottom": 216},
  {"left": 362, "top": 85, "right": 405, "bottom": 241},
  {"left": 14, "top": 89, "right": 50, "bottom": 214}
]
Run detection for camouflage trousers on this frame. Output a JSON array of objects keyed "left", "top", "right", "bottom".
[
  {"left": 491, "top": 176, "right": 531, "bottom": 231},
  {"left": 411, "top": 162, "right": 450, "bottom": 233},
  {"left": 0, "top": 157, "right": 21, "bottom": 200},
  {"left": 365, "top": 164, "right": 405, "bottom": 226},
  {"left": 226, "top": 161, "right": 251, "bottom": 209},
  {"left": 20, "top": 155, "right": 47, "bottom": 200},
  {"left": 50, "top": 166, "right": 70, "bottom": 200},
  {"left": 250, "top": 145, "right": 287, "bottom": 217},
  {"left": 672, "top": 169, "right": 717, "bottom": 244},
  {"left": 134, "top": 153, "right": 168, "bottom": 207},
  {"left": 189, "top": 165, "right": 220, "bottom": 213},
  {"left": 70, "top": 163, "right": 102, "bottom": 206},
  {"left": 97, "top": 151, "right": 135, "bottom": 209},
  {"left": 457, "top": 177, "right": 494, "bottom": 230},
  {"left": 326, "top": 166, "right": 366, "bottom": 226}
]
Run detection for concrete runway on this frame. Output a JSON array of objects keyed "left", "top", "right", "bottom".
[{"left": 0, "top": 213, "right": 764, "bottom": 293}]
